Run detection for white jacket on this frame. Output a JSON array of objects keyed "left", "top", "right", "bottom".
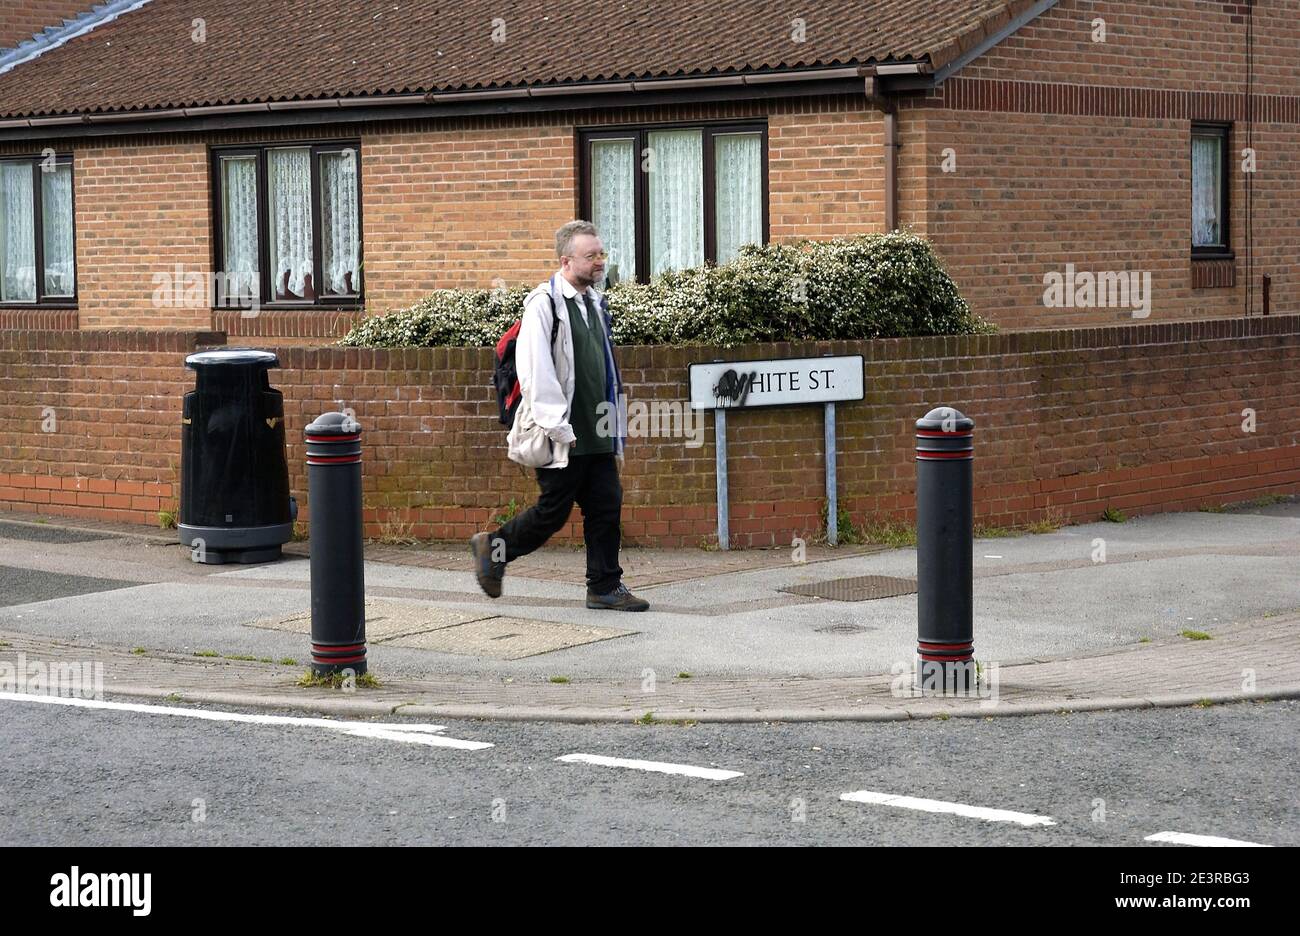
[{"left": 509, "top": 272, "right": 625, "bottom": 470}]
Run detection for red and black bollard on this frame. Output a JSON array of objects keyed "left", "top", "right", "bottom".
[
  {"left": 915, "top": 406, "right": 975, "bottom": 693},
  {"left": 305, "top": 411, "right": 366, "bottom": 676}
]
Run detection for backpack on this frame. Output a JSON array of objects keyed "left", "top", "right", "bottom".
[{"left": 493, "top": 294, "right": 560, "bottom": 427}]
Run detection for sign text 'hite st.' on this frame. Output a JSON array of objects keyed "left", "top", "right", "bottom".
[{"left": 689, "top": 355, "right": 864, "bottom": 409}]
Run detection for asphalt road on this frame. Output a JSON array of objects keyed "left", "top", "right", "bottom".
[{"left": 1, "top": 694, "right": 1294, "bottom": 847}]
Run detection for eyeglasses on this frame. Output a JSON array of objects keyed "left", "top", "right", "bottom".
[{"left": 567, "top": 251, "right": 608, "bottom": 262}]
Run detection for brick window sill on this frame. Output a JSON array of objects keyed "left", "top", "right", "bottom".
[{"left": 1192, "top": 257, "right": 1236, "bottom": 289}]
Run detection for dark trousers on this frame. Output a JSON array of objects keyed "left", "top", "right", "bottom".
[{"left": 494, "top": 452, "right": 624, "bottom": 595}]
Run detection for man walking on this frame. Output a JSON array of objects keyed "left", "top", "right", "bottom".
[{"left": 470, "top": 221, "right": 649, "bottom": 611}]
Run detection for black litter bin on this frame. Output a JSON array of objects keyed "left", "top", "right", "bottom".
[{"left": 179, "top": 348, "right": 296, "bottom": 564}]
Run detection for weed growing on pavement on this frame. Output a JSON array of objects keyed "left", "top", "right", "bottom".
[
  {"left": 1235, "top": 494, "right": 1289, "bottom": 509},
  {"left": 818, "top": 501, "right": 865, "bottom": 545},
  {"left": 636, "top": 711, "right": 657, "bottom": 725},
  {"left": 278, "top": 657, "right": 298, "bottom": 666},
  {"left": 974, "top": 525, "right": 1014, "bottom": 538},
  {"left": 193, "top": 650, "right": 219, "bottom": 658},
  {"left": 548, "top": 676, "right": 570, "bottom": 684},
  {"left": 130, "top": 647, "right": 147, "bottom": 654},
  {"left": 1198, "top": 504, "right": 1227, "bottom": 513},
  {"left": 375, "top": 515, "right": 420, "bottom": 546},
  {"left": 1025, "top": 509, "right": 1065, "bottom": 534},
  {"left": 1138, "top": 637, "right": 1152, "bottom": 643},
  {"left": 1101, "top": 507, "right": 1126, "bottom": 523},
  {"left": 296, "top": 670, "right": 382, "bottom": 689},
  {"left": 223, "top": 654, "right": 259, "bottom": 662},
  {"left": 1194, "top": 698, "right": 1217, "bottom": 708},
  {"left": 676, "top": 672, "right": 693, "bottom": 679},
  {"left": 861, "top": 520, "right": 918, "bottom": 548},
  {"left": 157, "top": 510, "right": 177, "bottom": 530},
  {"left": 1180, "top": 630, "right": 1213, "bottom": 641},
  {"left": 163, "top": 693, "right": 183, "bottom": 703}
]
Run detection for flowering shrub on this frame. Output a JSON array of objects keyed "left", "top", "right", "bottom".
[{"left": 340, "top": 232, "right": 991, "bottom": 348}]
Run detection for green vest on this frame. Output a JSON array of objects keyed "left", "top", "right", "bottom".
[{"left": 564, "top": 293, "right": 613, "bottom": 456}]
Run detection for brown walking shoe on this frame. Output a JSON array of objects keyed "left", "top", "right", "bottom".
[
  {"left": 469, "top": 532, "right": 504, "bottom": 598},
  {"left": 586, "top": 582, "right": 650, "bottom": 612}
]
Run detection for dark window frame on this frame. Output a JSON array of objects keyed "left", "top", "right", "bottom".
[
  {"left": 209, "top": 140, "right": 365, "bottom": 310},
  {"left": 577, "top": 121, "right": 769, "bottom": 284},
  {"left": 0, "top": 152, "right": 78, "bottom": 309},
  {"left": 1191, "top": 123, "right": 1232, "bottom": 260}
]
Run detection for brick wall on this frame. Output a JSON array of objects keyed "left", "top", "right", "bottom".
[
  {"left": 2, "top": 317, "right": 1297, "bottom": 547},
  {"left": 0, "top": 1, "right": 93, "bottom": 48},
  {"left": 910, "top": 0, "right": 1299, "bottom": 327}
]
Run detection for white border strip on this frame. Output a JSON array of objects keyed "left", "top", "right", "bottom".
[
  {"left": 841, "top": 790, "right": 1055, "bottom": 827},
  {"left": 557, "top": 753, "right": 743, "bottom": 780},
  {"left": 1145, "top": 831, "right": 1272, "bottom": 848}
]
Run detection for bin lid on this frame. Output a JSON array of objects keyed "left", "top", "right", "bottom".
[{"left": 185, "top": 348, "right": 279, "bottom": 370}]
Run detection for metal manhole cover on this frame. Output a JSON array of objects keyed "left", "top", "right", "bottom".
[{"left": 781, "top": 575, "right": 918, "bottom": 602}]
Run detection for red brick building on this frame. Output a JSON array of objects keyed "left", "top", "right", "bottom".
[
  {"left": 0, "top": 1, "right": 1296, "bottom": 545},
  {"left": 0, "top": 0, "right": 1292, "bottom": 339}
]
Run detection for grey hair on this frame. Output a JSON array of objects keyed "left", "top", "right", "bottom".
[{"left": 556, "top": 220, "right": 598, "bottom": 259}]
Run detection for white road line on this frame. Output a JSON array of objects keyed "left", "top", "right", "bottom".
[
  {"left": 557, "top": 753, "right": 743, "bottom": 780},
  {"left": 0, "top": 691, "right": 491, "bottom": 749},
  {"left": 345, "top": 726, "right": 492, "bottom": 750},
  {"left": 840, "top": 790, "right": 1055, "bottom": 827},
  {"left": 1145, "top": 831, "right": 1272, "bottom": 848}
]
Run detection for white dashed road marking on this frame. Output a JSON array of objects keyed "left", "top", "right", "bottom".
[
  {"left": 557, "top": 753, "right": 743, "bottom": 780},
  {"left": 841, "top": 789, "right": 1056, "bottom": 827},
  {"left": 1144, "top": 831, "right": 1272, "bottom": 848}
]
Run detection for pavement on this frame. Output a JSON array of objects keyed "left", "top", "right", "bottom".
[{"left": 0, "top": 499, "right": 1298, "bottom": 722}]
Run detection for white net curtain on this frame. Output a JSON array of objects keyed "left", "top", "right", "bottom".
[
  {"left": 268, "top": 147, "right": 314, "bottom": 300},
  {"left": 648, "top": 129, "right": 704, "bottom": 276},
  {"left": 220, "top": 155, "right": 259, "bottom": 302},
  {"left": 41, "top": 164, "right": 75, "bottom": 297},
  {"left": 1191, "top": 135, "right": 1223, "bottom": 248},
  {"left": 320, "top": 150, "right": 360, "bottom": 296},
  {"left": 714, "top": 132, "right": 763, "bottom": 265},
  {"left": 0, "top": 161, "right": 36, "bottom": 302},
  {"left": 590, "top": 138, "right": 636, "bottom": 286}
]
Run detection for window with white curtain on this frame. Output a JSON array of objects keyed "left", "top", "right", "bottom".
[
  {"left": 0, "top": 155, "right": 75, "bottom": 305},
  {"left": 220, "top": 155, "right": 259, "bottom": 304},
  {"left": 590, "top": 138, "right": 636, "bottom": 285},
  {"left": 581, "top": 123, "right": 766, "bottom": 283},
  {"left": 1191, "top": 125, "right": 1229, "bottom": 254},
  {"left": 212, "top": 142, "right": 362, "bottom": 306}
]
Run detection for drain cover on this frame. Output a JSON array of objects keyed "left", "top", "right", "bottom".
[
  {"left": 814, "top": 623, "right": 871, "bottom": 635},
  {"left": 782, "top": 575, "right": 918, "bottom": 602}
]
